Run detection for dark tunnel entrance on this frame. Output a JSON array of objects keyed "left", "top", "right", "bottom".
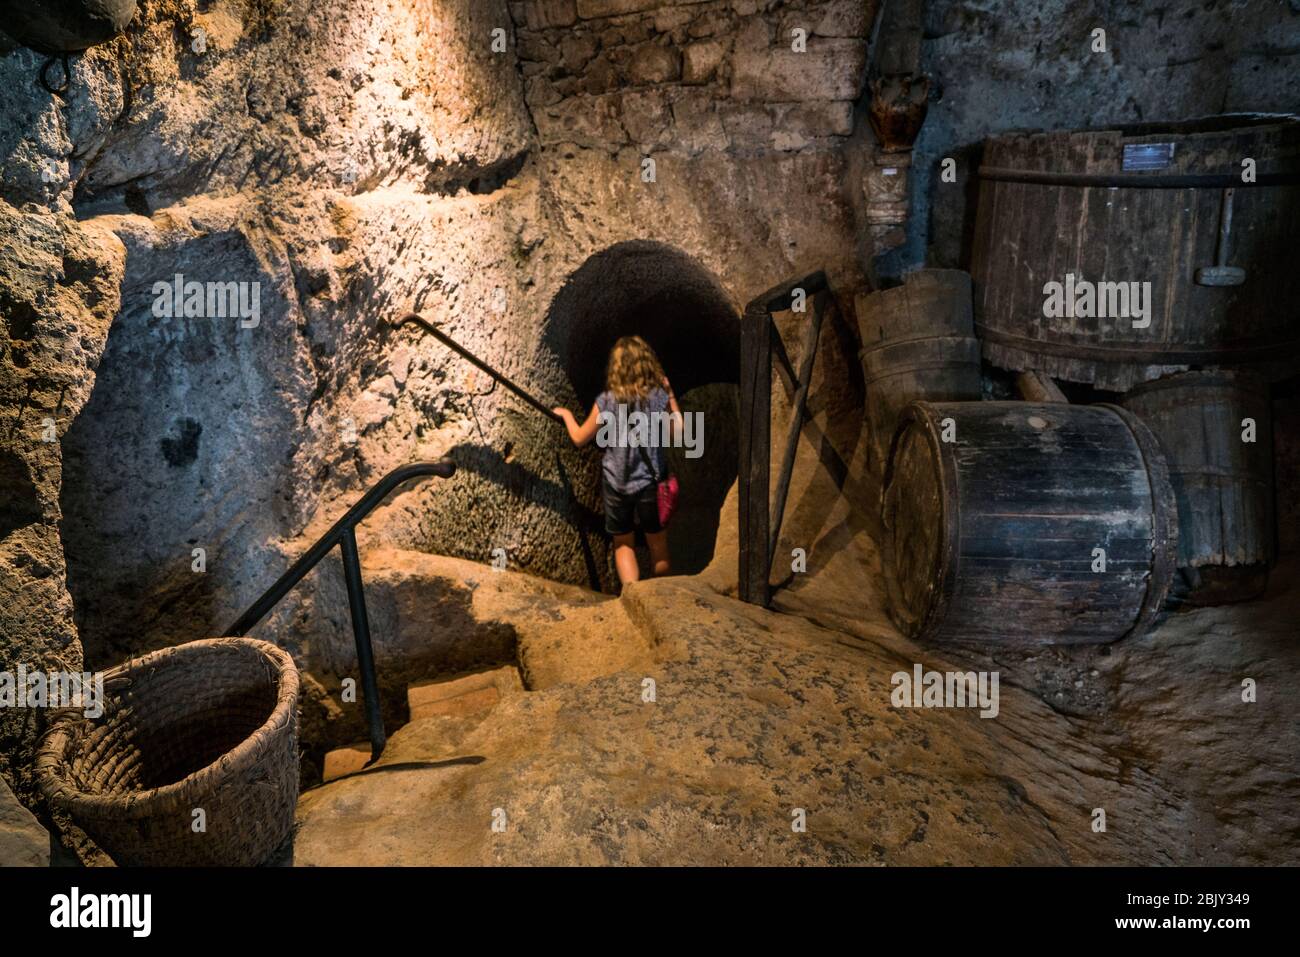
[{"left": 543, "top": 241, "right": 741, "bottom": 577}]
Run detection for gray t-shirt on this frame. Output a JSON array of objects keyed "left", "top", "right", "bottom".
[{"left": 595, "top": 388, "right": 670, "bottom": 496}]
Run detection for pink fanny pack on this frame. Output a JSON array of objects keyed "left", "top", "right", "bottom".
[
  {"left": 637, "top": 442, "right": 679, "bottom": 526},
  {"left": 656, "top": 473, "right": 680, "bottom": 526}
]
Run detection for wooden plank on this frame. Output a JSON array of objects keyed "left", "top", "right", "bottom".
[
  {"left": 768, "top": 291, "right": 827, "bottom": 565},
  {"left": 1120, "top": 370, "right": 1273, "bottom": 603},
  {"left": 737, "top": 269, "right": 831, "bottom": 606},
  {"left": 1016, "top": 371, "right": 1068, "bottom": 403},
  {"left": 738, "top": 301, "right": 772, "bottom": 606},
  {"left": 750, "top": 270, "right": 828, "bottom": 316},
  {"left": 771, "top": 322, "right": 797, "bottom": 395}
]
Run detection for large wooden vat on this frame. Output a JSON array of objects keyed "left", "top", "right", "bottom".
[
  {"left": 857, "top": 270, "right": 983, "bottom": 469},
  {"left": 971, "top": 117, "right": 1300, "bottom": 391},
  {"left": 882, "top": 401, "right": 1178, "bottom": 645},
  {"left": 1121, "top": 370, "right": 1274, "bottom": 604}
]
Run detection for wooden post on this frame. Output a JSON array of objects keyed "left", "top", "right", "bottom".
[
  {"left": 737, "top": 271, "right": 829, "bottom": 607},
  {"left": 739, "top": 301, "right": 772, "bottom": 606},
  {"left": 771, "top": 323, "right": 798, "bottom": 394},
  {"left": 768, "top": 292, "right": 827, "bottom": 564}
]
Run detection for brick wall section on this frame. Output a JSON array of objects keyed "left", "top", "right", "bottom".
[{"left": 509, "top": 0, "right": 874, "bottom": 154}]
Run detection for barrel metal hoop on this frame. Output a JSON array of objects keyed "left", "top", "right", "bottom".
[
  {"left": 1167, "top": 465, "right": 1271, "bottom": 483},
  {"left": 1124, "top": 368, "right": 1272, "bottom": 399},
  {"left": 882, "top": 402, "right": 961, "bottom": 645},
  {"left": 861, "top": 335, "right": 982, "bottom": 384},
  {"left": 978, "top": 166, "right": 1300, "bottom": 188},
  {"left": 1103, "top": 404, "right": 1180, "bottom": 641},
  {"left": 862, "top": 360, "right": 980, "bottom": 387},
  {"left": 975, "top": 325, "right": 1300, "bottom": 366}
]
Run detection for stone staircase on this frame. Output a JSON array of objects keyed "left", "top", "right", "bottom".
[
  {"left": 0, "top": 774, "right": 48, "bottom": 867},
  {"left": 321, "top": 664, "right": 523, "bottom": 782}
]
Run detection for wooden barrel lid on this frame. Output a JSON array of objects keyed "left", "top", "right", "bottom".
[
  {"left": 882, "top": 401, "right": 1179, "bottom": 644},
  {"left": 881, "top": 403, "right": 958, "bottom": 639}
]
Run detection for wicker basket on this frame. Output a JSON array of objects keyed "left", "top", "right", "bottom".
[{"left": 36, "top": 637, "right": 300, "bottom": 866}]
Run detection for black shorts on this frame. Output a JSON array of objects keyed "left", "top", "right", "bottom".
[{"left": 603, "top": 482, "right": 663, "bottom": 536}]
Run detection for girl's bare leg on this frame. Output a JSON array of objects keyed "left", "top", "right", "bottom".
[
  {"left": 645, "top": 529, "right": 671, "bottom": 577},
  {"left": 612, "top": 532, "right": 639, "bottom": 584}
]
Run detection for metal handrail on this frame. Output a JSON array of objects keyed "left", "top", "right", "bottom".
[
  {"left": 393, "top": 312, "right": 562, "bottom": 422},
  {"left": 224, "top": 458, "right": 457, "bottom": 760},
  {"left": 393, "top": 313, "right": 611, "bottom": 591}
]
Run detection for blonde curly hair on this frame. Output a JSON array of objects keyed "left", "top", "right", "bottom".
[{"left": 605, "top": 335, "right": 666, "bottom": 403}]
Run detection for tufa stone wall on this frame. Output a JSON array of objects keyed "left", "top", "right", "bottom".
[
  {"left": 881, "top": 0, "right": 1300, "bottom": 274},
  {"left": 3, "top": 0, "right": 871, "bottom": 690},
  {"left": 512, "top": 0, "right": 874, "bottom": 154}
]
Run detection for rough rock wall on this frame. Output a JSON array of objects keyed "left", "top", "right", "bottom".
[
  {"left": 513, "top": 0, "right": 873, "bottom": 153},
  {"left": 4, "top": 1, "right": 874, "bottom": 687},
  {"left": 882, "top": 0, "right": 1300, "bottom": 273},
  {"left": 71, "top": 0, "right": 534, "bottom": 210},
  {"left": 31, "top": 0, "right": 545, "bottom": 668},
  {"left": 0, "top": 13, "right": 137, "bottom": 794},
  {"left": 0, "top": 197, "right": 124, "bottom": 791}
]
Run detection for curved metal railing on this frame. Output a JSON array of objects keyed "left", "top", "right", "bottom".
[
  {"left": 224, "top": 458, "right": 457, "bottom": 760},
  {"left": 393, "top": 312, "right": 562, "bottom": 422}
]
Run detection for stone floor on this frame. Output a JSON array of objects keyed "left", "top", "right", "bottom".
[
  {"left": 290, "top": 408, "right": 1300, "bottom": 866},
  {"left": 292, "top": 497, "right": 1300, "bottom": 865},
  {"left": 0, "top": 773, "right": 48, "bottom": 866}
]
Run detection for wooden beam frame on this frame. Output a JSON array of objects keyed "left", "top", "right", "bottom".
[{"left": 738, "top": 271, "right": 830, "bottom": 606}]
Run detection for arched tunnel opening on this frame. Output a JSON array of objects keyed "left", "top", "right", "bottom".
[{"left": 543, "top": 241, "right": 741, "bottom": 578}]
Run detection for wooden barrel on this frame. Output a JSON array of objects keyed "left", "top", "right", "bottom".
[
  {"left": 857, "top": 269, "right": 983, "bottom": 468},
  {"left": 882, "top": 401, "right": 1178, "bottom": 645},
  {"left": 856, "top": 268, "right": 976, "bottom": 344},
  {"left": 1120, "top": 370, "right": 1274, "bottom": 604},
  {"left": 971, "top": 117, "right": 1300, "bottom": 391},
  {"left": 861, "top": 337, "right": 982, "bottom": 469}
]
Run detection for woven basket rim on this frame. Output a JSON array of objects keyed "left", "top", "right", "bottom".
[{"left": 35, "top": 637, "right": 299, "bottom": 820}]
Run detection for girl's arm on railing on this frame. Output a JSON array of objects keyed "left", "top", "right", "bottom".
[{"left": 554, "top": 402, "right": 602, "bottom": 447}]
